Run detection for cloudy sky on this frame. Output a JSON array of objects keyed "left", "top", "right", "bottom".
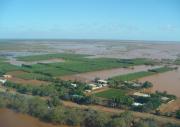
[{"left": 0, "top": 0, "right": 180, "bottom": 41}]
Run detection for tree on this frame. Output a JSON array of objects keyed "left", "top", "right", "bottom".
[
  {"left": 134, "top": 119, "right": 158, "bottom": 127},
  {"left": 109, "top": 118, "right": 127, "bottom": 127},
  {"left": 94, "top": 77, "right": 100, "bottom": 83},
  {"left": 49, "top": 106, "right": 66, "bottom": 124},
  {"left": 27, "top": 97, "right": 49, "bottom": 119},
  {"left": 142, "top": 81, "right": 153, "bottom": 88},
  {"left": 176, "top": 109, "right": 180, "bottom": 119},
  {"left": 83, "top": 110, "right": 109, "bottom": 127},
  {"left": 65, "top": 109, "right": 82, "bottom": 126},
  {"left": 48, "top": 96, "right": 61, "bottom": 107}
]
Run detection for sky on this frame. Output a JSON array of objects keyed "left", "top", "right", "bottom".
[{"left": 0, "top": 0, "right": 180, "bottom": 41}]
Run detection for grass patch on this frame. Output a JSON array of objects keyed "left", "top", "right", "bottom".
[{"left": 95, "top": 88, "right": 125, "bottom": 99}]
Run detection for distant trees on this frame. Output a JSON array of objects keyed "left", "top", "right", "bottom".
[{"left": 142, "top": 81, "right": 153, "bottom": 88}]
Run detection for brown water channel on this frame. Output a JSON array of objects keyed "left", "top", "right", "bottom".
[
  {"left": 139, "top": 67, "right": 180, "bottom": 97},
  {"left": 0, "top": 109, "right": 69, "bottom": 127}
]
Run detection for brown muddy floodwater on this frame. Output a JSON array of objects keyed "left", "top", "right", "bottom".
[
  {"left": 61, "top": 65, "right": 162, "bottom": 82},
  {"left": 139, "top": 67, "right": 180, "bottom": 97},
  {"left": 0, "top": 109, "right": 68, "bottom": 127}
]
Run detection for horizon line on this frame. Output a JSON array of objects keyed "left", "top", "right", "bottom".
[{"left": 0, "top": 38, "right": 180, "bottom": 43}]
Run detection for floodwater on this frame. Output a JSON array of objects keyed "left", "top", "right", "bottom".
[
  {"left": 139, "top": 67, "right": 180, "bottom": 97},
  {"left": 0, "top": 108, "right": 68, "bottom": 127},
  {"left": 7, "top": 57, "right": 64, "bottom": 66},
  {"left": 61, "top": 65, "right": 162, "bottom": 82}
]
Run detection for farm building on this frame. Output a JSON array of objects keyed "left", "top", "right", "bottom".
[
  {"left": 133, "top": 92, "right": 150, "bottom": 97},
  {"left": 0, "top": 79, "right": 7, "bottom": 84},
  {"left": 88, "top": 83, "right": 100, "bottom": 90},
  {"left": 132, "top": 83, "right": 141, "bottom": 87},
  {"left": 97, "top": 79, "right": 108, "bottom": 86},
  {"left": 71, "top": 83, "right": 77, "bottom": 87},
  {"left": 132, "top": 102, "right": 143, "bottom": 106}
]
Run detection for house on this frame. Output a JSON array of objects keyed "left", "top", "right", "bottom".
[
  {"left": 3, "top": 75, "right": 12, "bottom": 78},
  {"left": 132, "top": 102, "right": 143, "bottom": 106},
  {"left": 97, "top": 79, "right": 108, "bottom": 86},
  {"left": 133, "top": 92, "right": 150, "bottom": 97},
  {"left": 88, "top": 84, "right": 99, "bottom": 90},
  {"left": 132, "top": 83, "right": 141, "bottom": 87},
  {"left": 0, "top": 79, "right": 7, "bottom": 84}
]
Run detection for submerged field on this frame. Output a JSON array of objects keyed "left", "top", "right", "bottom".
[{"left": 139, "top": 66, "right": 180, "bottom": 97}]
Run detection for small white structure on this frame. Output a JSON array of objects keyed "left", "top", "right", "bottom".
[
  {"left": 97, "top": 79, "right": 108, "bottom": 86},
  {"left": 133, "top": 92, "right": 150, "bottom": 97},
  {"left": 88, "top": 84, "right": 99, "bottom": 90},
  {"left": 0, "top": 79, "right": 7, "bottom": 84},
  {"left": 161, "top": 97, "right": 169, "bottom": 101},
  {"left": 71, "top": 83, "right": 77, "bottom": 87},
  {"left": 3, "top": 75, "right": 12, "bottom": 78},
  {"left": 132, "top": 102, "right": 143, "bottom": 106},
  {"left": 132, "top": 83, "right": 141, "bottom": 87}
]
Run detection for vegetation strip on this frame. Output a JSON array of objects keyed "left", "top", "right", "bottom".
[{"left": 109, "top": 67, "right": 175, "bottom": 82}]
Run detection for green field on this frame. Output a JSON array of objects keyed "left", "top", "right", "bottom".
[
  {"left": 0, "top": 57, "right": 20, "bottom": 74},
  {"left": 17, "top": 53, "right": 156, "bottom": 77},
  {"left": 95, "top": 88, "right": 125, "bottom": 99},
  {"left": 17, "top": 53, "right": 88, "bottom": 61},
  {"left": 174, "top": 58, "right": 180, "bottom": 65},
  {"left": 13, "top": 71, "right": 51, "bottom": 80},
  {"left": 110, "top": 67, "right": 174, "bottom": 82}
]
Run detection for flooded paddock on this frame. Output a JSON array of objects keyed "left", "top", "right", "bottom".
[
  {"left": 7, "top": 57, "right": 65, "bottom": 66},
  {"left": 61, "top": 65, "right": 162, "bottom": 82},
  {"left": 139, "top": 67, "right": 180, "bottom": 97},
  {"left": 0, "top": 109, "right": 69, "bottom": 127}
]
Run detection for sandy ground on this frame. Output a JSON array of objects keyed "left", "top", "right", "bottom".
[
  {"left": 138, "top": 66, "right": 180, "bottom": 97},
  {"left": 60, "top": 65, "right": 162, "bottom": 82}
]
